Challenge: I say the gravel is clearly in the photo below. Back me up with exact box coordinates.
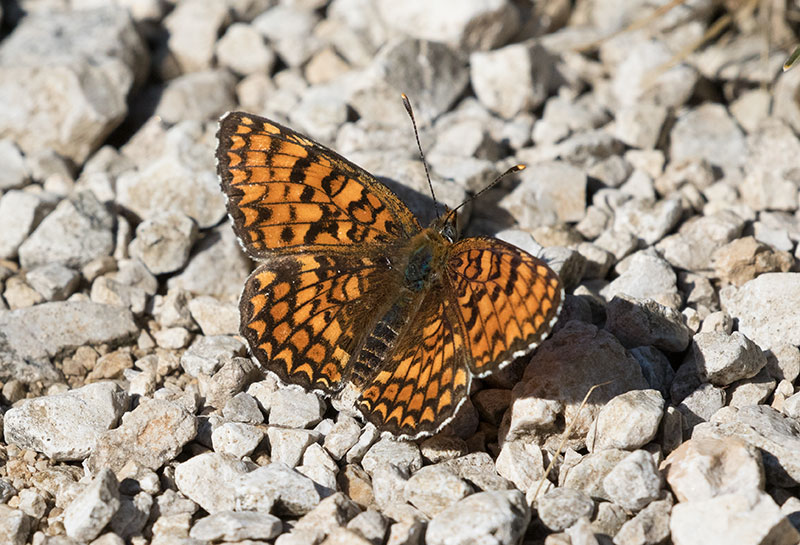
[0,2,798,543]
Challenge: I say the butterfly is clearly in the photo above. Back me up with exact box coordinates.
[216,111,563,439]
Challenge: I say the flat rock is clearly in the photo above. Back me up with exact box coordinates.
[0,190,56,260]
[63,469,121,542]
[376,0,519,51]
[0,301,137,384]
[501,321,649,451]
[605,295,691,352]
[128,211,198,275]
[86,398,197,475]
[404,465,473,518]
[167,223,251,300]
[18,191,115,270]
[602,450,662,511]
[692,331,767,386]
[235,463,321,516]
[720,273,800,350]
[4,382,129,461]
[670,490,799,545]
[586,389,664,452]
[0,7,146,163]
[663,436,764,503]
[535,487,594,532]
[189,511,282,542]
[174,452,253,514]
[426,490,530,545]
[693,405,800,488]
[470,42,556,119]
[116,121,226,228]
[498,160,587,227]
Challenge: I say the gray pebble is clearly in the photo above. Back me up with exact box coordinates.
[426,490,530,545]
[4,382,128,461]
[189,510,282,541]
[63,469,120,542]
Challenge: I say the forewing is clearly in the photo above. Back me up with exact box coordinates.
[241,251,398,394]
[446,237,563,377]
[217,112,421,258]
[357,291,471,439]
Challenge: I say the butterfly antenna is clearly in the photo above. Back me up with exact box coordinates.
[452,164,526,215]
[402,94,440,219]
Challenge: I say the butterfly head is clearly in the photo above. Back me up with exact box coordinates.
[430,207,458,243]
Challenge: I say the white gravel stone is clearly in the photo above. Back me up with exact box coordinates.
[677,382,725,433]
[25,263,80,301]
[663,436,764,503]
[167,223,251,300]
[600,253,681,310]
[670,490,799,545]
[211,422,265,459]
[470,42,556,119]
[110,490,153,539]
[561,449,629,501]
[0,8,144,164]
[361,436,423,476]
[426,490,530,545]
[602,450,662,511]
[215,22,274,76]
[268,388,326,429]
[494,439,546,493]
[0,504,30,545]
[0,301,137,385]
[605,295,690,351]
[18,191,115,270]
[670,102,746,173]
[720,273,800,350]
[63,469,121,542]
[614,495,672,545]
[181,335,246,378]
[0,139,28,190]
[502,322,648,451]
[163,0,228,73]
[128,211,198,275]
[86,398,197,475]
[223,392,264,424]
[189,511,282,541]
[175,452,253,514]
[693,405,800,488]
[4,382,128,461]
[116,122,227,229]
[324,414,363,461]
[535,487,595,532]
[187,296,239,336]
[498,160,587,227]
[253,5,320,68]
[0,190,56,260]
[235,463,321,516]
[586,389,664,452]
[376,0,518,51]
[267,427,319,468]
[404,465,473,518]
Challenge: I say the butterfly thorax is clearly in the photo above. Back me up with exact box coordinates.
[403,229,450,291]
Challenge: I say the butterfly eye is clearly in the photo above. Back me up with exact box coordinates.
[441,222,456,243]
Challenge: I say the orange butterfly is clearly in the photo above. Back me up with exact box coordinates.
[217,111,563,439]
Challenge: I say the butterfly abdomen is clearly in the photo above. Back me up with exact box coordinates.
[350,297,413,387]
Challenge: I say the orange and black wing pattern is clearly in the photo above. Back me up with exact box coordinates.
[357,290,471,438]
[445,238,563,377]
[216,112,421,259]
[240,252,399,394]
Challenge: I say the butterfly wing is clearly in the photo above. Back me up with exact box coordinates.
[445,237,563,377]
[241,252,402,394]
[217,111,422,259]
[356,290,471,439]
